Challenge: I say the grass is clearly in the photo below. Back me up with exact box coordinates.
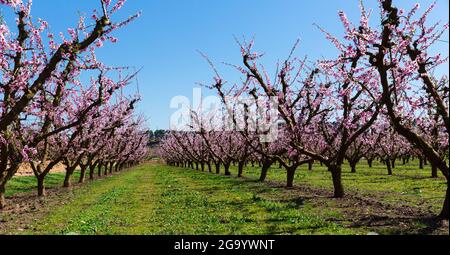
[2,160,447,235]
[233,160,447,214]
[6,172,81,197]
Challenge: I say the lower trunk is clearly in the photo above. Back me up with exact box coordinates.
[201,162,205,172]
[286,167,296,188]
[207,162,212,173]
[330,166,344,198]
[386,159,393,175]
[238,161,245,177]
[109,163,114,174]
[0,182,6,209]
[37,176,46,197]
[367,159,373,168]
[350,162,357,173]
[79,165,87,183]
[391,158,396,169]
[431,165,438,178]
[89,167,95,180]
[308,161,313,171]
[63,170,73,188]
[215,163,220,174]
[259,161,272,182]
[419,158,424,169]
[439,183,449,219]
[224,163,231,176]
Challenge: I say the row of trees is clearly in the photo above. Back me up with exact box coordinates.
[0,0,148,208]
[160,0,449,219]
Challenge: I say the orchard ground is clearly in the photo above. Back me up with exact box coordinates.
[0,161,448,235]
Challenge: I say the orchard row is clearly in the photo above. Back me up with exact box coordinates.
[160,0,449,219]
[0,0,147,208]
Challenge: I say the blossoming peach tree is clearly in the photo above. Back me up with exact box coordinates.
[0,0,147,208]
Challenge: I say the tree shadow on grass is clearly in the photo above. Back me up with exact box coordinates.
[348,214,449,235]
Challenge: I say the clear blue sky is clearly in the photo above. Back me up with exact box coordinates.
[2,0,449,130]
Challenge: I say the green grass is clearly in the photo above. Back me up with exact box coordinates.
[233,160,447,214]
[7,172,81,197]
[3,160,447,235]
[16,164,360,235]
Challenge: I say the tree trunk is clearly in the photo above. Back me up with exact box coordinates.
[367,159,373,168]
[330,166,344,198]
[215,163,220,174]
[207,162,212,173]
[0,182,6,209]
[259,161,272,182]
[386,159,393,175]
[109,162,114,174]
[89,166,95,180]
[37,176,46,197]
[224,163,231,176]
[79,165,87,183]
[238,161,245,177]
[308,161,313,171]
[201,162,205,172]
[419,157,424,169]
[286,167,296,188]
[439,183,449,219]
[350,161,357,173]
[391,158,396,169]
[431,165,438,178]
[63,169,73,188]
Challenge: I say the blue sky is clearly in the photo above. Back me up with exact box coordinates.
[2,0,449,130]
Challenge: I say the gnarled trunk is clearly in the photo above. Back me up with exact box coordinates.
[349,161,357,173]
[37,176,46,197]
[259,160,272,182]
[238,161,245,177]
[286,167,296,188]
[0,182,6,209]
[308,160,313,171]
[386,159,393,175]
[79,165,87,183]
[224,162,231,176]
[367,158,373,168]
[215,163,220,174]
[330,165,344,198]
[431,165,438,178]
[64,163,79,188]
[440,183,449,219]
